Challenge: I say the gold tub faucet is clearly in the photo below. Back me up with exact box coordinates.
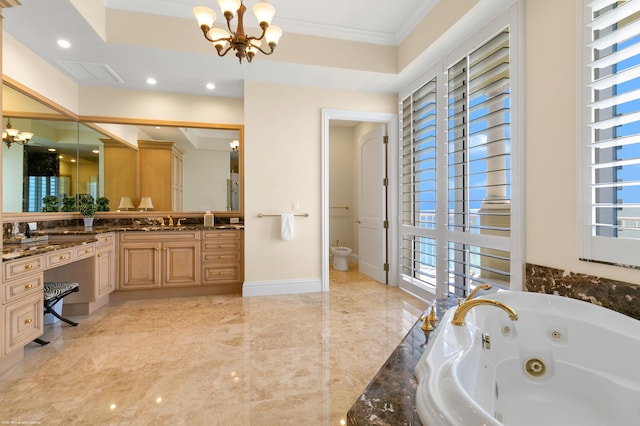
[465,283,492,301]
[451,298,518,326]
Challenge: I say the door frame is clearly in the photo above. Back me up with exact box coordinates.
[321,109,398,292]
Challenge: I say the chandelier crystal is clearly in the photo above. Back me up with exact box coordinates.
[194,0,283,63]
[2,118,34,148]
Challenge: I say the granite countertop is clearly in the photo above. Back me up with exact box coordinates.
[347,298,457,426]
[2,237,97,261]
[2,224,244,261]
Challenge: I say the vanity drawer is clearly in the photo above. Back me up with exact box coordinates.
[3,273,44,305]
[75,244,96,260]
[120,231,200,243]
[96,233,115,246]
[202,263,241,285]
[45,248,75,268]
[201,230,242,252]
[4,292,43,356]
[202,251,241,262]
[3,255,44,282]
[202,230,242,242]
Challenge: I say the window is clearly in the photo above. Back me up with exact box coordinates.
[581,0,640,267]
[400,18,519,298]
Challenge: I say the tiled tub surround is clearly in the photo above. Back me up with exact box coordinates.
[525,263,640,320]
[347,298,457,425]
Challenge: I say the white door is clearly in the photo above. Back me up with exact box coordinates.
[359,125,387,283]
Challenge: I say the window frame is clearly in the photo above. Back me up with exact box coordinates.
[398,5,524,298]
[579,0,640,268]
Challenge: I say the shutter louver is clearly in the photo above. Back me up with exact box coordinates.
[585,0,640,260]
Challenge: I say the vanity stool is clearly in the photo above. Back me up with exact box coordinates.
[33,281,80,346]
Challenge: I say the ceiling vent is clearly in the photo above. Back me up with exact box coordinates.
[55,60,124,84]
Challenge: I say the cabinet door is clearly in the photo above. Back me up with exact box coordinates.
[4,293,43,356]
[119,242,161,290]
[95,245,115,297]
[163,241,199,287]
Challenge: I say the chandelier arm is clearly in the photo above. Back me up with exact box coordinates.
[201,26,232,46]
[246,25,268,43]
[251,43,276,56]
[216,44,235,57]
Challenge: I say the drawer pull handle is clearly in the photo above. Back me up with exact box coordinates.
[85,249,91,254]
[25,284,33,289]
[25,264,33,270]
[60,255,67,260]
[25,319,33,325]
[97,254,102,258]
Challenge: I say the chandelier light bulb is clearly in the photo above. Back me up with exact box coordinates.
[193,6,216,28]
[217,0,241,17]
[265,25,283,46]
[252,2,275,26]
[209,27,231,48]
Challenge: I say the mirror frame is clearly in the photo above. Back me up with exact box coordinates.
[2,77,244,221]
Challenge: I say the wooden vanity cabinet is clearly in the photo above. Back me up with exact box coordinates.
[119,231,200,290]
[201,230,243,285]
[2,255,44,356]
[95,233,116,298]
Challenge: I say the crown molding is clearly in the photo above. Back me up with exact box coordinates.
[0,0,21,8]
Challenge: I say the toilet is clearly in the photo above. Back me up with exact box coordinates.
[331,247,352,271]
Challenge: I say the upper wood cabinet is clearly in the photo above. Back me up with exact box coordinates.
[138,140,184,211]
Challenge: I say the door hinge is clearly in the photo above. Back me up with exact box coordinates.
[384,263,389,272]
[383,177,389,186]
[383,135,389,144]
[383,220,389,229]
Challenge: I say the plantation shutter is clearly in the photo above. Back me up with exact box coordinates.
[400,78,438,288]
[583,0,640,266]
[447,29,512,297]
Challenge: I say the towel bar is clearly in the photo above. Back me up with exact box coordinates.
[257,213,309,218]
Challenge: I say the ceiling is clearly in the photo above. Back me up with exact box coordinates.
[2,0,439,99]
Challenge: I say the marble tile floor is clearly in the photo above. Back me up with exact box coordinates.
[0,266,427,425]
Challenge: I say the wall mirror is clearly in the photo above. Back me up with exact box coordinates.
[2,81,243,215]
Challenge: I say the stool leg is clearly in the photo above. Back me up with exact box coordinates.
[44,301,78,327]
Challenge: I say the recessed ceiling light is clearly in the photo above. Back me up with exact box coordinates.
[146,77,157,85]
[71,158,76,163]
[92,149,99,154]
[206,83,215,90]
[57,39,71,49]
[48,148,57,152]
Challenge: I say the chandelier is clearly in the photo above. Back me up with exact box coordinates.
[2,118,34,148]
[194,0,283,63]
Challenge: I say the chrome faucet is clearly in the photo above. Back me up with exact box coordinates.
[176,218,187,226]
[167,215,173,226]
[451,298,518,326]
[156,217,165,226]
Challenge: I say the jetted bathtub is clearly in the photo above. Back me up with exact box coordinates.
[414,291,640,426]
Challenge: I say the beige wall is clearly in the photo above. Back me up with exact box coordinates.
[525,0,640,285]
[329,126,355,252]
[243,81,396,283]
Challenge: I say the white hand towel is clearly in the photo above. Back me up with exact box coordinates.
[281,213,294,241]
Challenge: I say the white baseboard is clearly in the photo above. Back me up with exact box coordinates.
[242,278,323,297]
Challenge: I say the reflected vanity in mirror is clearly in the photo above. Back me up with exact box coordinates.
[2,80,243,216]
